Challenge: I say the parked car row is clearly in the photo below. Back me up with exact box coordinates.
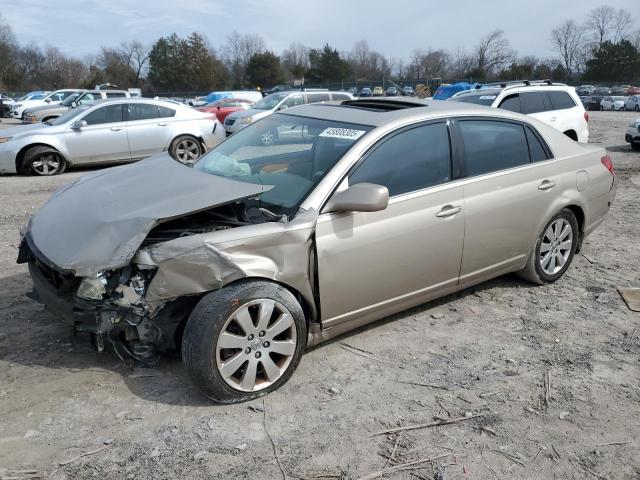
[0,99,225,175]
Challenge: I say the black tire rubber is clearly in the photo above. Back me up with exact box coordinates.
[182,280,307,404]
[21,146,66,176]
[636,105,639,112]
[169,135,203,164]
[517,208,579,285]
[632,143,640,151]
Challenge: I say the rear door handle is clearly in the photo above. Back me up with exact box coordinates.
[549,117,557,122]
[538,180,556,191]
[110,127,123,131]
[157,122,168,126]
[436,205,462,218]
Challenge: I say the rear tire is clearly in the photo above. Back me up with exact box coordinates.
[21,146,66,176]
[169,135,203,165]
[517,209,579,284]
[182,280,307,403]
[632,143,640,151]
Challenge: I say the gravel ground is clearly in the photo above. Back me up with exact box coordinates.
[0,112,639,480]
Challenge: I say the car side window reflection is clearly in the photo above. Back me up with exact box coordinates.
[82,104,124,125]
[127,103,159,121]
[349,122,452,197]
[459,120,530,176]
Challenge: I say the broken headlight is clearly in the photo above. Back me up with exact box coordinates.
[76,273,108,300]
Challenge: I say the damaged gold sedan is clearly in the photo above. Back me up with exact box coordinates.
[18,98,615,402]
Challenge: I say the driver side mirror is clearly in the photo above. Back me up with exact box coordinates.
[324,183,389,214]
[71,120,88,130]
[278,104,288,111]
[71,100,78,108]
[45,98,51,103]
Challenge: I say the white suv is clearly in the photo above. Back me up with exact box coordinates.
[11,89,79,119]
[450,81,589,143]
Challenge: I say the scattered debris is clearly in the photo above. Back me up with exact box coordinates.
[618,287,640,311]
[558,411,570,420]
[357,453,451,480]
[339,342,399,365]
[431,312,445,319]
[398,381,452,391]
[59,445,110,466]
[372,415,483,436]
[543,371,551,410]
[596,441,631,447]
[248,404,265,413]
[193,450,209,461]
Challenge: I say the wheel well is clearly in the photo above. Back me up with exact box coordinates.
[563,130,578,141]
[15,143,64,174]
[172,277,317,350]
[565,204,585,252]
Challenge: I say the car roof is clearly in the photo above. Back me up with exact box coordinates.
[278,98,524,127]
[89,98,183,108]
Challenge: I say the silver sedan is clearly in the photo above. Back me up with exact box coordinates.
[0,99,225,175]
[20,98,615,402]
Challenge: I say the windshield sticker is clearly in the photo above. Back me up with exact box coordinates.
[319,127,367,140]
[479,95,497,100]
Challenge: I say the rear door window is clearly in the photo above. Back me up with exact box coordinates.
[459,120,530,176]
[157,106,176,118]
[82,104,125,125]
[547,91,576,109]
[281,95,304,108]
[127,103,159,121]
[349,122,452,196]
[306,93,331,103]
[498,94,521,113]
[520,92,548,114]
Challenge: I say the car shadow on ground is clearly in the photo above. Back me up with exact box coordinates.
[606,144,639,153]
[1,271,537,407]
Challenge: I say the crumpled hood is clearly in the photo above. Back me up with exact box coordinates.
[28,155,268,276]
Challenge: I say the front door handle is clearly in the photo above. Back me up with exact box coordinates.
[538,180,556,191]
[110,127,123,131]
[157,122,168,126]
[436,205,462,218]
[549,117,557,122]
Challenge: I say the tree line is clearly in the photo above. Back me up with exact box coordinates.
[1,5,639,94]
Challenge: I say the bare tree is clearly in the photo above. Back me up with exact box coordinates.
[449,47,475,79]
[551,20,584,80]
[587,5,615,45]
[612,9,634,43]
[473,30,514,74]
[408,48,449,80]
[347,40,391,80]
[282,41,309,80]
[223,31,265,87]
[0,14,17,88]
[120,41,149,85]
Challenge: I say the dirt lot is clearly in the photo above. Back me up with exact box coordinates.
[0,112,639,480]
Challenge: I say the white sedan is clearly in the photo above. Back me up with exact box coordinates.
[600,96,626,111]
[626,118,640,151]
[624,95,640,112]
[0,98,225,175]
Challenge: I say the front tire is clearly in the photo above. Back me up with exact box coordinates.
[182,280,307,403]
[22,146,66,176]
[632,143,640,151]
[169,135,203,165]
[517,209,579,284]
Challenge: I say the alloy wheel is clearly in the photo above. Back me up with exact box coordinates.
[215,299,297,392]
[175,138,201,164]
[31,154,61,176]
[539,218,573,275]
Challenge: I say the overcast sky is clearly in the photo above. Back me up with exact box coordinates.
[2,0,637,61]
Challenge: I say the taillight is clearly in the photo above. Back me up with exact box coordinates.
[601,155,614,175]
[584,111,589,122]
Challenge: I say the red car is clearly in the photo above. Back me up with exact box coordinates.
[197,98,254,123]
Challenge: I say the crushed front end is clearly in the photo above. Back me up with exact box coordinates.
[18,233,191,364]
